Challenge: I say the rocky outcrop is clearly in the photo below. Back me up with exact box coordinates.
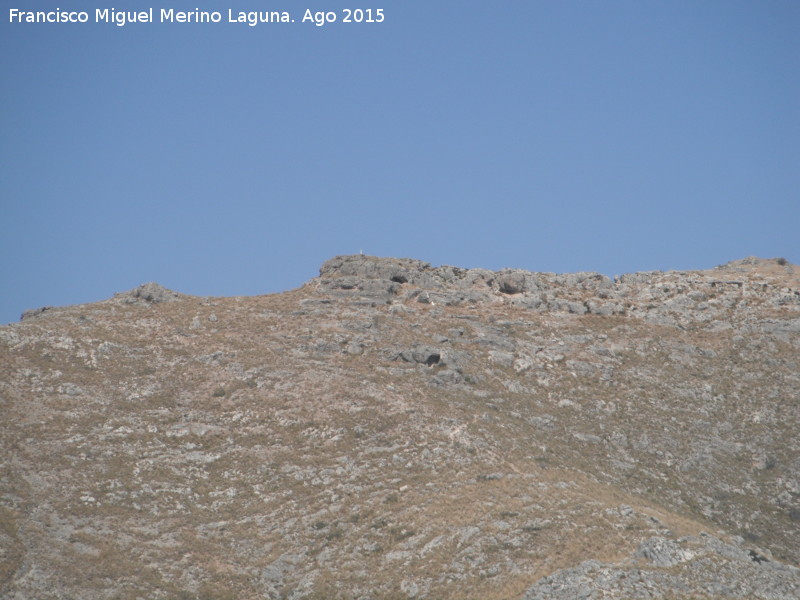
[18,283,184,321]
[19,306,55,321]
[524,534,800,599]
[316,254,800,328]
[112,282,184,305]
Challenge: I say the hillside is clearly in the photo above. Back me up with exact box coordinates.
[1,255,799,599]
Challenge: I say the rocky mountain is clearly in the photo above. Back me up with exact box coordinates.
[1,255,799,599]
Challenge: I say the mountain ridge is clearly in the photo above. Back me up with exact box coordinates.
[2,255,798,599]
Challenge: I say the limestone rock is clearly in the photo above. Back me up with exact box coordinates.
[115,282,182,304]
[523,535,800,600]
[2,254,798,600]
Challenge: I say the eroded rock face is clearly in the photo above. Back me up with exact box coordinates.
[1,255,799,599]
[316,254,800,328]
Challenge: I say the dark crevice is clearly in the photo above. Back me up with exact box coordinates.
[425,353,441,366]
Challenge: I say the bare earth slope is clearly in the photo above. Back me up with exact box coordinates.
[1,255,798,599]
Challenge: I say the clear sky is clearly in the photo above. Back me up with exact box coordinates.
[2,1,798,324]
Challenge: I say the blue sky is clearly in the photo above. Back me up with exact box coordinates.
[2,1,798,323]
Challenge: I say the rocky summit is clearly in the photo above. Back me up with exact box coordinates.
[1,255,799,599]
